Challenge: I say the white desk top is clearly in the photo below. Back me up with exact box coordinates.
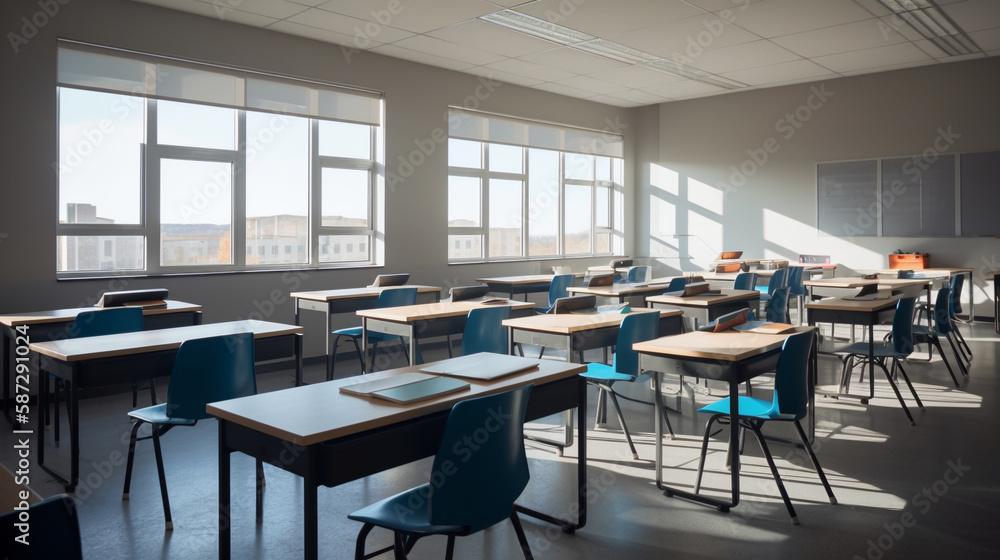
[502,308,681,334]
[645,289,760,308]
[0,301,202,328]
[633,330,798,362]
[290,285,441,302]
[29,320,302,362]
[357,300,536,323]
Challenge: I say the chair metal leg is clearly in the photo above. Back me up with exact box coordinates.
[53,378,60,442]
[952,320,972,358]
[510,511,535,560]
[392,531,407,560]
[444,535,456,560]
[892,361,923,409]
[148,380,157,405]
[944,333,969,377]
[793,420,836,504]
[877,361,916,426]
[328,336,345,381]
[604,388,639,460]
[747,421,799,524]
[658,401,675,439]
[694,415,721,493]
[256,458,265,523]
[929,337,960,387]
[150,426,173,530]
[122,420,142,500]
[131,381,138,407]
[354,523,375,560]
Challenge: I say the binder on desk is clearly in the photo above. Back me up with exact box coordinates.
[420,353,538,381]
[370,376,470,404]
[339,371,436,397]
[733,321,797,334]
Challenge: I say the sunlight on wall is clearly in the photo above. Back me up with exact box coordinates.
[762,208,882,265]
[687,210,722,268]
[688,177,723,216]
[651,162,679,196]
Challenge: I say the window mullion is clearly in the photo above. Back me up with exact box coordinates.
[233,111,247,268]
[145,100,161,275]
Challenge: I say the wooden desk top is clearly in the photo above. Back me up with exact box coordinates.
[0,300,202,328]
[804,277,930,289]
[290,285,442,302]
[804,295,901,312]
[29,320,302,362]
[870,268,973,276]
[357,300,536,323]
[566,277,680,297]
[501,308,681,334]
[645,289,760,308]
[633,330,795,362]
[475,273,583,284]
[207,356,585,446]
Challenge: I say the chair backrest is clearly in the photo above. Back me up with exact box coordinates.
[165,332,256,421]
[0,494,82,560]
[377,286,418,308]
[70,306,144,339]
[949,274,964,315]
[767,267,790,291]
[584,273,614,287]
[449,285,490,302]
[610,258,633,269]
[733,272,757,291]
[769,330,815,420]
[370,273,409,287]
[462,306,510,355]
[931,286,953,334]
[552,295,597,314]
[890,297,917,354]
[625,266,649,283]
[548,274,574,305]
[766,287,790,323]
[428,384,532,533]
[666,277,689,292]
[611,312,661,375]
[787,266,805,296]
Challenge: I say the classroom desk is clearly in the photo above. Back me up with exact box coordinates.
[209,356,588,560]
[475,273,583,301]
[871,268,975,321]
[566,278,680,306]
[1,301,203,425]
[804,296,920,425]
[357,300,536,372]
[29,320,303,490]
[291,286,441,374]
[635,330,808,511]
[645,289,761,329]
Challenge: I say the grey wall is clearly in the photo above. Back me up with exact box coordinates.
[636,57,1000,316]
[0,0,637,358]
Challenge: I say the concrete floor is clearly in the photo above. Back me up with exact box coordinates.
[3,321,1000,559]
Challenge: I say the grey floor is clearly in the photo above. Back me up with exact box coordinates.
[4,320,1000,560]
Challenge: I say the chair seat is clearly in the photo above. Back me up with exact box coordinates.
[332,326,398,342]
[126,403,198,427]
[580,362,635,383]
[348,483,469,536]
[836,342,909,359]
[697,395,795,421]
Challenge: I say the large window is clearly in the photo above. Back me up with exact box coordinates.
[55,41,383,275]
[447,110,623,262]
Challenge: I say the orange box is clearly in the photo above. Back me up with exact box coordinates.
[888,253,928,270]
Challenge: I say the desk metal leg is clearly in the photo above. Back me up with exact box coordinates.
[304,464,318,560]
[326,306,334,378]
[3,331,11,425]
[361,318,369,374]
[294,334,304,387]
[219,422,231,560]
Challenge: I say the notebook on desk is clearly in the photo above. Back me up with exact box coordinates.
[370,376,470,404]
[420,353,539,381]
[339,371,436,397]
[664,282,721,298]
[733,321,797,334]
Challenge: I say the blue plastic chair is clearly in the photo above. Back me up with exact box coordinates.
[666,276,689,292]
[786,267,806,323]
[122,332,259,530]
[535,274,574,314]
[0,494,82,559]
[836,297,922,425]
[624,266,649,283]
[758,267,790,316]
[348,385,535,560]
[948,275,972,362]
[462,306,510,355]
[330,287,418,378]
[912,286,966,386]
[733,272,757,291]
[694,330,835,524]
[766,286,791,323]
[580,312,671,459]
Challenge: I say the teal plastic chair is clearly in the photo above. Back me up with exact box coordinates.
[758,268,790,316]
[836,297,922,425]
[665,277,689,292]
[911,286,965,386]
[122,332,259,530]
[580,312,672,459]
[624,266,649,283]
[694,330,835,524]
[766,287,791,323]
[733,272,757,291]
[536,274,574,314]
[348,385,534,560]
[329,287,419,378]
[947,275,972,362]
[0,494,82,560]
[786,267,806,323]
[462,306,510,355]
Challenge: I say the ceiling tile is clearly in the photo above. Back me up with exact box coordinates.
[553,74,631,95]
[606,88,671,105]
[368,44,476,72]
[466,66,545,87]
[611,13,762,59]
[513,0,705,36]
[771,18,908,58]
[813,42,932,73]
[839,59,936,76]
[519,47,628,74]
[196,0,307,19]
[482,58,576,82]
[427,20,558,57]
[385,35,506,66]
[136,0,279,26]
[641,80,725,99]
[586,64,686,88]
[285,8,413,44]
[719,58,833,86]
[942,0,1000,33]
[531,81,593,97]
[586,94,641,107]
[752,72,841,89]
[289,0,328,6]
[969,27,1000,52]
[315,0,499,33]
[729,0,872,38]
[686,39,800,74]
[265,20,362,47]
[685,0,766,11]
